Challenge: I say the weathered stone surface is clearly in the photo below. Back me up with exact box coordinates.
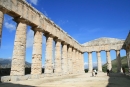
[1,76,11,82]
[31,30,43,75]
[75,50,78,73]
[10,22,27,76]
[126,49,130,73]
[0,11,4,46]
[81,53,85,73]
[1,0,129,80]
[72,49,76,73]
[88,52,93,72]
[106,51,112,71]
[116,50,122,72]
[82,37,124,47]
[30,75,41,79]
[1,75,32,82]
[62,44,68,74]
[44,36,53,74]
[97,51,102,72]
[78,52,81,73]
[54,40,62,74]
[82,37,125,52]
[68,46,72,74]
[0,0,83,52]
[76,51,81,73]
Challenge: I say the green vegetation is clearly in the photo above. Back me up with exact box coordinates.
[85,69,88,73]
[102,56,128,73]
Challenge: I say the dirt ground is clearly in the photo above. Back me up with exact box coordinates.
[0,73,130,87]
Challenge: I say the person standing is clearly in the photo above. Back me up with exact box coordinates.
[107,69,110,76]
[122,67,126,75]
[94,69,97,77]
[92,69,95,77]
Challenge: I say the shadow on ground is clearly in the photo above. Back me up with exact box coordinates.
[0,82,35,87]
[106,73,130,87]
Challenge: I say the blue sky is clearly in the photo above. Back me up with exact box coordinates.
[0,0,130,69]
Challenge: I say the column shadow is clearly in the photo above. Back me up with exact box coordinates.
[106,73,130,87]
[106,38,130,87]
[0,82,35,87]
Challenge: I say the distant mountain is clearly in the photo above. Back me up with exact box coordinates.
[0,58,31,68]
[102,56,128,72]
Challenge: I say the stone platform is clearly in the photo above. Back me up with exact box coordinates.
[1,73,130,87]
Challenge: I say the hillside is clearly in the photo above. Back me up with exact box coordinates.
[102,56,128,72]
[0,58,31,68]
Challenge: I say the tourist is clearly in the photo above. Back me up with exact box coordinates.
[122,67,126,75]
[94,69,97,76]
[92,69,95,77]
[107,69,110,76]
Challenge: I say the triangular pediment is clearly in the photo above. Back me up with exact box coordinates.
[82,37,125,46]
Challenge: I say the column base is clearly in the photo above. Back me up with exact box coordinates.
[1,75,31,82]
[88,71,92,73]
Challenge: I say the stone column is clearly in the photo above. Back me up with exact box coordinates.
[44,35,53,74]
[126,49,130,73]
[78,51,80,73]
[77,51,80,73]
[31,30,43,75]
[116,50,122,72]
[88,52,93,72]
[75,50,79,73]
[68,46,72,74]
[79,52,83,73]
[10,22,27,75]
[61,43,68,74]
[0,11,4,46]
[81,53,85,73]
[72,48,76,74]
[97,51,102,72]
[106,51,112,71]
[54,40,62,74]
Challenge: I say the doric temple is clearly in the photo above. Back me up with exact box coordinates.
[0,0,130,82]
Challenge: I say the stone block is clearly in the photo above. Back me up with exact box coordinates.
[40,74,45,78]
[11,76,18,82]
[1,76,11,82]
[17,75,31,81]
[31,75,40,79]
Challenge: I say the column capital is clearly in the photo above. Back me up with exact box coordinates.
[115,50,120,52]
[96,51,101,53]
[88,52,92,54]
[0,8,9,14]
[106,50,110,52]
[68,46,73,49]
[13,17,29,24]
[81,52,85,54]
[31,26,43,32]
[54,38,62,42]
[73,48,76,51]
[44,33,55,38]
[61,41,68,45]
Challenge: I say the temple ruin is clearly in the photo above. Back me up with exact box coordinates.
[0,0,130,82]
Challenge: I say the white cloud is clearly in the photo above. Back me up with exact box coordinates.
[4,22,16,31]
[29,0,38,5]
[43,11,48,17]
[26,29,34,48]
[58,20,69,26]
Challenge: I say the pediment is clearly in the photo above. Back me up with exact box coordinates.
[82,37,125,46]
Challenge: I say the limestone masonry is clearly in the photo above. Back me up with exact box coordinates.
[0,0,130,82]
